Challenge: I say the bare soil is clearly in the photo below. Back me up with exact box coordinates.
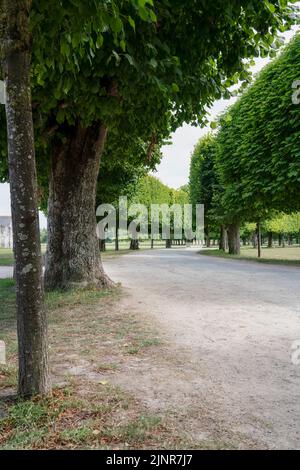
[104,248,300,449]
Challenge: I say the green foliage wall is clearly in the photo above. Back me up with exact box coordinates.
[215,34,300,223]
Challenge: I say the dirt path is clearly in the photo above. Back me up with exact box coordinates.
[0,267,13,279]
[103,248,300,449]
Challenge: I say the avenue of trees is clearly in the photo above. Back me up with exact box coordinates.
[189,33,300,257]
[0,1,297,397]
[97,174,189,250]
[131,175,189,249]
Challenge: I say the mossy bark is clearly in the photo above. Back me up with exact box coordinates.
[44,122,113,291]
[1,0,50,397]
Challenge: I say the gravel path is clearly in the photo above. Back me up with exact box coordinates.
[0,266,13,278]
[104,248,300,449]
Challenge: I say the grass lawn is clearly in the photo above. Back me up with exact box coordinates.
[200,246,300,266]
[0,279,197,450]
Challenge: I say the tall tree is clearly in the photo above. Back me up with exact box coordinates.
[0,1,296,289]
[215,33,300,254]
[189,134,218,247]
[0,0,50,397]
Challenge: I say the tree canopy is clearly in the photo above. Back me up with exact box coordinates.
[0,0,297,287]
[215,33,300,225]
[1,0,297,173]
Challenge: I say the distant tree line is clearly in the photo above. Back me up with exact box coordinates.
[98,174,189,251]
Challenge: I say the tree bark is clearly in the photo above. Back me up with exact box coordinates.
[165,239,172,249]
[219,225,227,251]
[1,0,50,397]
[257,222,261,258]
[267,231,273,248]
[205,228,211,248]
[130,239,139,250]
[115,227,119,251]
[44,122,113,290]
[227,223,240,255]
[129,221,139,250]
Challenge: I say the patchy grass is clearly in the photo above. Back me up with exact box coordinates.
[0,278,197,450]
[0,384,189,450]
[0,279,17,378]
[46,287,115,311]
[199,246,300,266]
[0,365,18,391]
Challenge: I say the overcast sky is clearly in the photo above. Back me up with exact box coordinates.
[0,26,298,228]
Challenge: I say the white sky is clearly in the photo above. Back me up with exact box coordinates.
[0,26,298,229]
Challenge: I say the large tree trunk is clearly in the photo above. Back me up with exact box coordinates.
[166,239,172,249]
[44,122,112,290]
[227,223,240,255]
[2,0,50,397]
[219,225,227,251]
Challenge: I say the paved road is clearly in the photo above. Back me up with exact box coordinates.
[104,248,300,449]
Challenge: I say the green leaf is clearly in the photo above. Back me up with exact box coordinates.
[149,58,158,68]
[120,39,126,52]
[172,83,179,93]
[96,35,104,49]
[265,1,276,13]
[128,16,135,31]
